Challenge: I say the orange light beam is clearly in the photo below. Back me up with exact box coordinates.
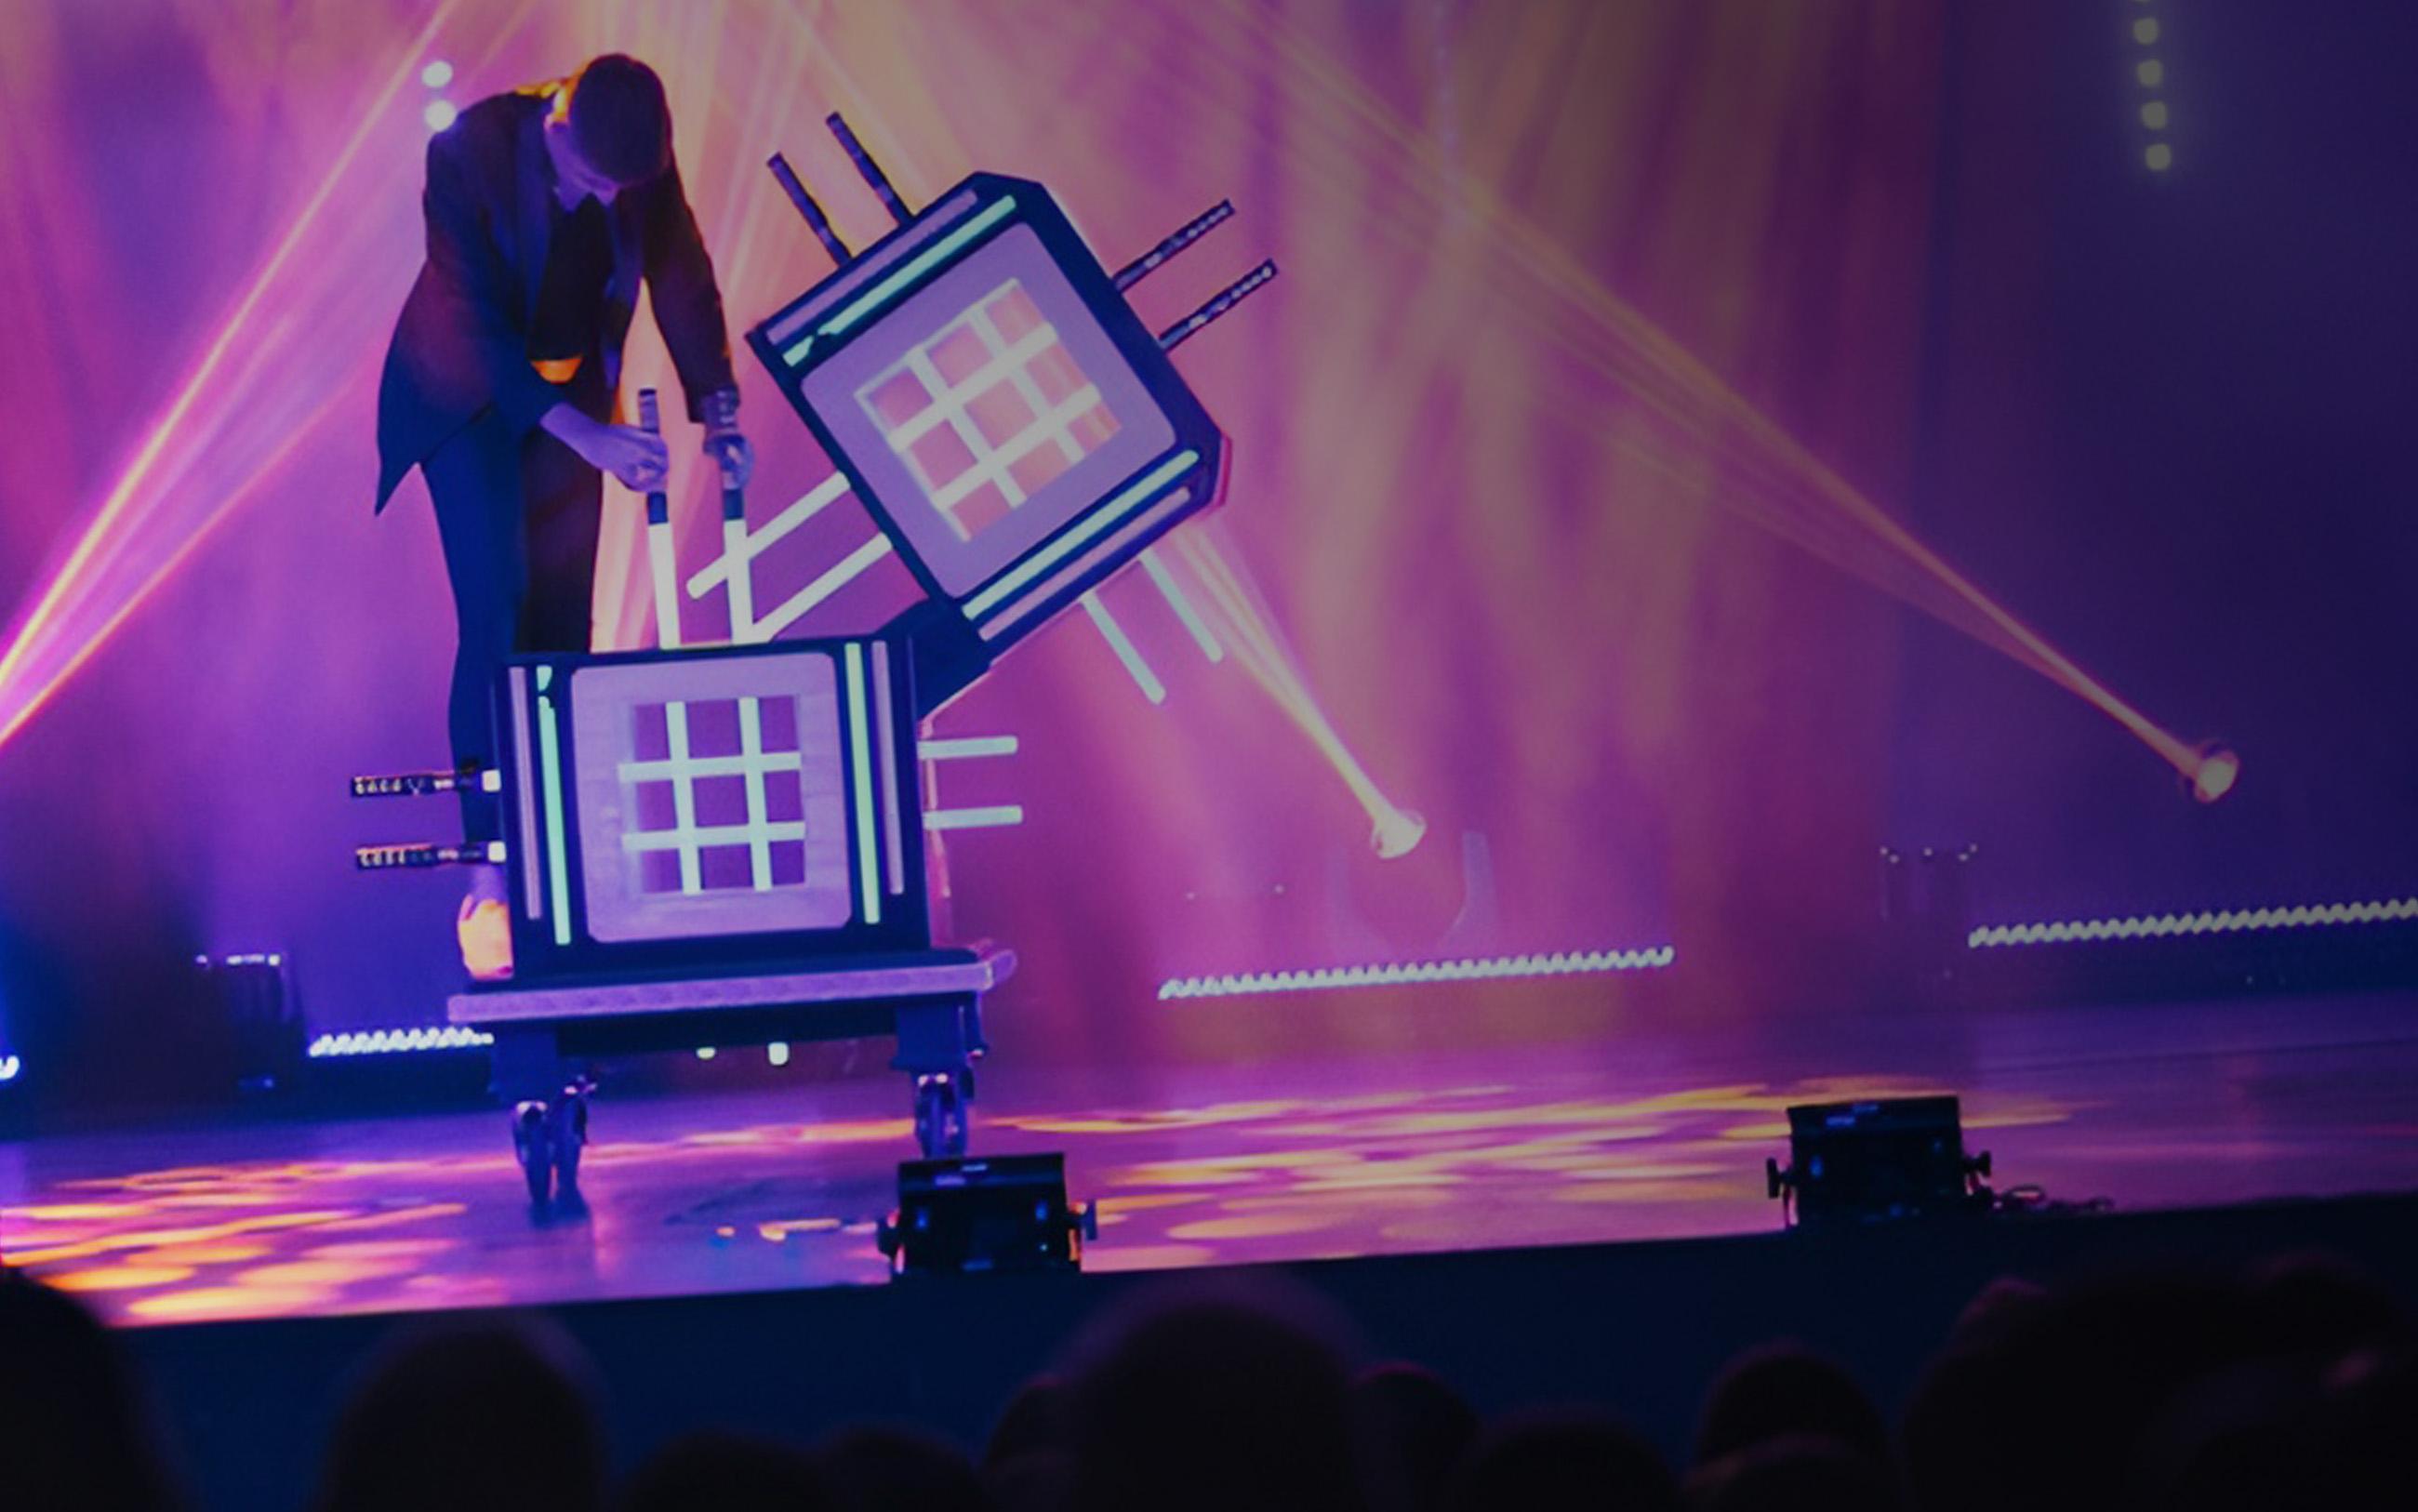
[1174,528,1425,857]
[1214,0,2208,779]
[0,381,352,751]
[0,0,465,701]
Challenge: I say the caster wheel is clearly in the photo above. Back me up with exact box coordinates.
[512,1101,552,1205]
[912,1074,969,1161]
[548,1089,590,1199]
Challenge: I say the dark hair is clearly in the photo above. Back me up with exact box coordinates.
[621,1432,831,1512]
[0,1270,182,1511]
[311,1319,604,1512]
[1061,1288,1365,1512]
[1447,1406,1677,1512]
[568,55,671,186]
[1694,1342,1889,1468]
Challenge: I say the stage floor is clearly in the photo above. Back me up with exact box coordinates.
[5,988,2416,1325]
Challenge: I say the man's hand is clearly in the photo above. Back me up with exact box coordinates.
[700,386,754,489]
[586,424,671,492]
[704,431,755,489]
[541,404,669,491]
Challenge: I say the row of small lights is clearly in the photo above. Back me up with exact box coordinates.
[1156,947,1678,1001]
[279,894,2418,1049]
[1969,897,2418,948]
[423,60,458,133]
[306,1029,798,1064]
[306,1025,494,1058]
[2132,0,2172,172]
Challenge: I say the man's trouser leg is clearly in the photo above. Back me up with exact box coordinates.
[426,408,527,847]
[424,394,604,844]
[517,416,605,655]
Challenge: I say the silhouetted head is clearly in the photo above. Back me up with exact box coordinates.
[1946,1275,2050,1353]
[1695,1343,1888,1468]
[2242,1252,2408,1365]
[1352,1362,1480,1512]
[815,1424,986,1512]
[1063,1287,1364,1512]
[1901,1345,2011,1512]
[1694,1433,1902,1512]
[0,1271,180,1512]
[312,1318,604,1512]
[2125,1364,2329,1512]
[983,1374,1071,1471]
[1447,1406,1677,1512]
[2323,1347,2418,1512]
[1903,1270,2256,1512]
[621,1431,830,1512]
[981,1376,1074,1512]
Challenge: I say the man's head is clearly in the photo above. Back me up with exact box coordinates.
[553,54,671,200]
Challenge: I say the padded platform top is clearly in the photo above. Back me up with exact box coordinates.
[447,948,1015,1027]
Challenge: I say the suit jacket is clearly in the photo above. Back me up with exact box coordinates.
[373,87,736,511]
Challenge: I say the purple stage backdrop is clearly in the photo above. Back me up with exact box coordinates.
[1,0,2411,1090]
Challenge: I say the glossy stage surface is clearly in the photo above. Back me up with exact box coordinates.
[5,988,2415,1325]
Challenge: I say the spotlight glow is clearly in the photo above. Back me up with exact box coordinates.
[2142,101,2170,130]
[2189,745,2239,803]
[1159,945,1675,1001]
[423,99,458,132]
[2145,142,2173,172]
[1968,897,2418,948]
[1175,530,1426,859]
[2137,59,2165,88]
[0,1054,21,1082]
[1373,807,1428,860]
[420,60,454,88]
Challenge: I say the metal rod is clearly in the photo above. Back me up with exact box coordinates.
[825,112,911,225]
[1156,259,1279,353]
[722,513,754,642]
[352,769,497,799]
[767,153,852,264]
[355,842,501,870]
[637,389,683,650]
[1113,200,1234,291]
[636,389,668,525]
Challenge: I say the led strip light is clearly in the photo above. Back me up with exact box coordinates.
[1968,897,2418,948]
[1158,946,1676,1001]
[306,1026,494,1058]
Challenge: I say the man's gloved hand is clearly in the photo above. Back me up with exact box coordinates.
[701,386,754,489]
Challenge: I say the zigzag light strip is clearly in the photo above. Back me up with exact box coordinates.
[1968,897,2418,948]
[1158,946,1675,1001]
[306,1026,496,1058]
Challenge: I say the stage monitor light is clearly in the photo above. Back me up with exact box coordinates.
[750,174,1229,714]
[878,1153,1096,1277]
[194,953,302,1094]
[1765,1095,1993,1230]
[491,637,928,983]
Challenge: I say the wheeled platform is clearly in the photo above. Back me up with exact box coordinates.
[447,947,1014,1206]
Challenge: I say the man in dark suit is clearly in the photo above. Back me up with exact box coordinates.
[374,54,752,972]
